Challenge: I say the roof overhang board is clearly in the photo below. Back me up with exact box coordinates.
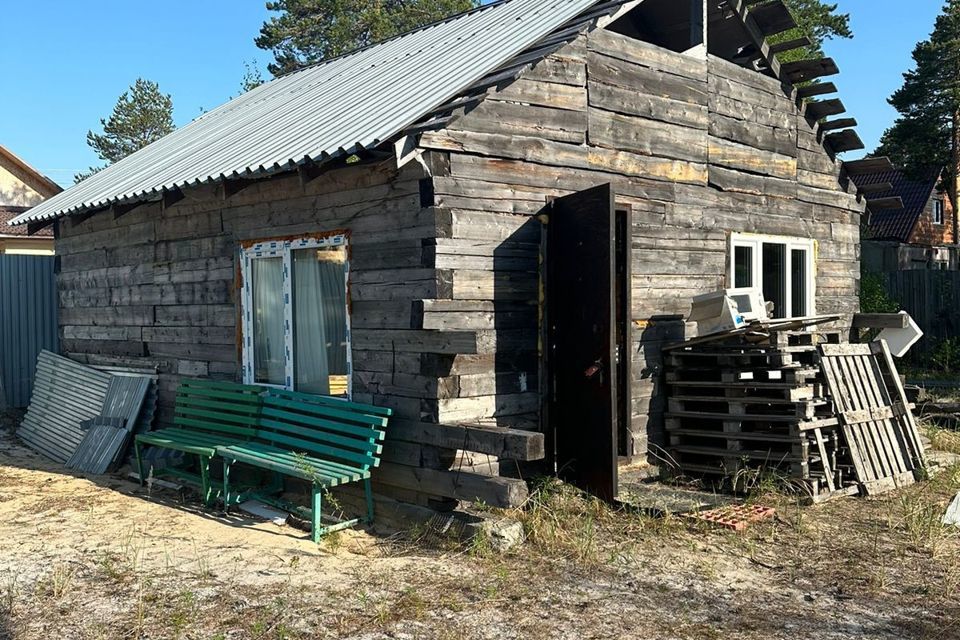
[867,196,905,210]
[768,36,811,55]
[819,118,858,133]
[805,99,846,120]
[781,58,839,84]
[746,1,797,36]
[797,82,838,100]
[857,182,894,195]
[843,157,896,177]
[825,130,865,153]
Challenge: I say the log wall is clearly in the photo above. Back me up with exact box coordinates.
[417,28,863,459]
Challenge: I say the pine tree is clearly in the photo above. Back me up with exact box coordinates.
[75,79,175,183]
[877,0,960,221]
[255,0,479,77]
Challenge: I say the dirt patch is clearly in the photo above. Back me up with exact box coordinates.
[0,428,959,639]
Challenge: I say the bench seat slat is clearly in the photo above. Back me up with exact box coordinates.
[219,444,365,481]
[218,444,367,485]
[137,429,244,456]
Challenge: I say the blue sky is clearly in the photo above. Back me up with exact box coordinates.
[0,1,947,185]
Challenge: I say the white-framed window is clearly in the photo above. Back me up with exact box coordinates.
[730,233,815,319]
[240,234,351,398]
[934,199,945,225]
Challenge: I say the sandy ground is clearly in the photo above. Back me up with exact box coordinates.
[1,426,960,640]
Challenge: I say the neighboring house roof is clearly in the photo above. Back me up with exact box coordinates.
[852,167,942,243]
[0,145,62,201]
[0,207,53,237]
[12,0,630,226]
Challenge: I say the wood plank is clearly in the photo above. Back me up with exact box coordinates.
[388,419,544,460]
[372,462,528,508]
[852,313,909,330]
[796,82,837,99]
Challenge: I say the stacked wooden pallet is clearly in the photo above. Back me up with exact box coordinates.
[665,327,929,501]
[664,328,858,502]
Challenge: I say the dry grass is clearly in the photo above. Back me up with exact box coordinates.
[2,424,960,639]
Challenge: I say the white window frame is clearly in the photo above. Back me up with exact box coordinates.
[729,233,816,319]
[933,199,945,225]
[240,233,351,397]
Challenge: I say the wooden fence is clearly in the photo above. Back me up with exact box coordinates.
[0,255,58,408]
[880,270,960,361]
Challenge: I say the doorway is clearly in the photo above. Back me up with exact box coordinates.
[542,184,632,502]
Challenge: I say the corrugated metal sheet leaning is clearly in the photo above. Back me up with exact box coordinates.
[19,351,158,471]
[19,351,111,463]
[10,0,613,226]
[65,376,153,474]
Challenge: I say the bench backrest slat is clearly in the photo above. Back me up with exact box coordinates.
[267,388,393,418]
[174,379,263,439]
[257,389,389,471]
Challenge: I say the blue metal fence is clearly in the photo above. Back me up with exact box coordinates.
[0,255,58,408]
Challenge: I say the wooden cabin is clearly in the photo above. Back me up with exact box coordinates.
[12,0,869,509]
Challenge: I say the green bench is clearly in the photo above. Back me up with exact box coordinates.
[219,388,390,542]
[133,379,263,505]
[134,380,391,542]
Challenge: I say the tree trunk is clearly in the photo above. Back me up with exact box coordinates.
[952,108,960,245]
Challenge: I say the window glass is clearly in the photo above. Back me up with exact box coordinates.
[734,245,753,288]
[791,248,808,317]
[762,243,787,319]
[934,200,944,225]
[251,257,286,385]
[292,246,348,397]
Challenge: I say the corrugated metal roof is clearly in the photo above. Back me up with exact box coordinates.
[11,0,607,226]
[852,167,941,242]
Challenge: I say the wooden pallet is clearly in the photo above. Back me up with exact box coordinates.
[818,341,927,495]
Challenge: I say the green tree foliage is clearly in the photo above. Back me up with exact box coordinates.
[240,60,266,93]
[76,79,175,183]
[770,0,853,64]
[860,271,900,314]
[255,0,479,77]
[876,0,960,213]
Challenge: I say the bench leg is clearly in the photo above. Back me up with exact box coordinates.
[364,477,374,525]
[199,455,213,506]
[222,459,232,514]
[311,483,323,544]
[134,441,145,486]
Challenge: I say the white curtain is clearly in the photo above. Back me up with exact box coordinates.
[252,257,285,385]
[293,248,341,395]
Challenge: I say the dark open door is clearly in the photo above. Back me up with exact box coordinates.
[543,184,621,502]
